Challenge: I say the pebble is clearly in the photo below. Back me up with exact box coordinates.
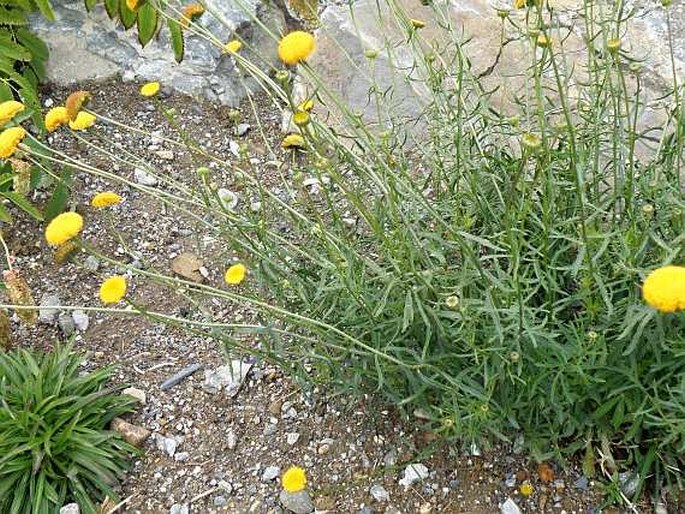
[58,312,75,337]
[134,168,159,186]
[83,255,100,272]
[122,387,146,404]
[214,496,227,507]
[155,434,179,457]
[174,451,189,462]
[573,476,589,490]
[169,504,189,514]
[227,429,238,450]
[262,465,280,482]
[286,432,300,446]
[369,484,389,502]
[38,293,61,324]
[655,503,668,514]
[504,474,516,488]
[218,480,233,494]
[236,123,251,136]
[500,498,522,514]
[279,490,314,514]
[72,310,90,331]
[202,360,252,395]
[418,503,433,514]
[111,418,151,447]
[155,150,175,160]
[60,504,80,514]
[160,363,202,390]
[398,463,429,488]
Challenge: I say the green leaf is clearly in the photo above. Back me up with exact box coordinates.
[104,0,117,18]
[136,2,158,47]
[0,201,13,223]
[118,0,137,29]
[84,0,98,11]
[0,6,28,25]
[42,169,71,223]
[32,0,55,20]
[16,28,49,62]
[0,191,43,221]
[0,41,31,63]
[0,81,13,102]
[167,17,184,62]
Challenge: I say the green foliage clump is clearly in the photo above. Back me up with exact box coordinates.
[0,345,137,514]
[0,0,52,126]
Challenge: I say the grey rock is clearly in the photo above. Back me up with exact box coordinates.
[160,363,203,390]
[38,293,61,324]
[72,310,90,331]
[279,490,314,514]
[60,504,80,514]
[169,505,189,514]
[398,463,429,488]
[122,387,146,404]
[370,484,389,502]
[58,312,75,337]
[504,474,516,488]
[236,123,251,136]
[383,449,397,467]
[226,429,238,450]
[573,476,589,491]
[500,498,521,514]
[261,465,280,482]
[218,480,233,494]
[214,496,227,507]
[83,255,100,272]
[619,471,640,497]
[202,360,253,395]
[359,507,374,514]
[286,432,300,446]
[134,168,159,186]
[174,451,190,462]
[155,434,179,457]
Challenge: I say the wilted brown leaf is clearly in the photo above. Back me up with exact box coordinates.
[537,462,555,483]
[54,240,78,264]
[65,90,91,120]
[171,252,204,282]
[9,159,31,195]
[2,269,37,326]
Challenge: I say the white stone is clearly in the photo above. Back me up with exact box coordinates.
[370,484,389,502]
[202,360,253,395]
[398,463,429,488]
[72,310,90,331]
[134,168,159,186]
[60,504,80,514]
[122,387,146,404]
[500,498,522,514]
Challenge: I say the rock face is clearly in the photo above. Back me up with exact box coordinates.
[30,0,285,105]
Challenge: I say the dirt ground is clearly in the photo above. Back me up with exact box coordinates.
[1,78,668,514]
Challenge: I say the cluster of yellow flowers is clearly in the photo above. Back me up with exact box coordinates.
[642,266,685,313]
[0,100,27,159]
[45,91,96,133]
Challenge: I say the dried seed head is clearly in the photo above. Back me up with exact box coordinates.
[2,269,37,326]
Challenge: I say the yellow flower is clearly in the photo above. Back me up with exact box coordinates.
[0,127,26,159]
[519,482,534,497]
[45,212,84,246]
[45,106,70,132]
[445,295,459,309]
[91,191,123,208]
[68,111,96,131]
[282,133,305,149]
[224,40,242,54]
[224,263,247,285]
[281,466,307,493]
[298,98,314,112]
[521,132,541,151]
[180,3,205,28]
[410,18,426,29]
[0,100,25,126]
[140,82,161,97]
[642,265,685,313]
[607,37,620,53]
[536,34,551,48]
[99,276,127,304]
[126,0,142,10]
[278,31,315,66]
[293,111,310,126]
[514,0,526,8]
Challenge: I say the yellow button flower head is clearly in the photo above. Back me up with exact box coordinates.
[140,82,161,97]
[69,111,96,131]
[410,18,426,29]
[281,466,307,493]
[126,0,142,10]
[91,191,123,208]
[278,31,315,66]
[180,3,205,28]
[45,212,84,246]
[292,111,310,126]
[99,276,127,304]
[282,133,305,149]
[0,100,25,126]
[224,263,247,285]
[607,37,620,53]
[45,106,70,132]
[224,40,242,54]
[519,482,534,497]
[642,265,685,313]
[536,34,551,48]
[298,98,314,112]
[0,127,26,159]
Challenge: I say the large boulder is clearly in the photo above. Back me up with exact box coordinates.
[30,0,285,105]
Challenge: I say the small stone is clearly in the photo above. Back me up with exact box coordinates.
[174,451,190,462]
[227,429,238,450]
[286,432,300,446]
[58,312,75,337]
[619,471,640,497]
[122,387,146,404]
[262,465,280,482]
[418,503,432,514]
[134,168,159,186]
[155,434,179,457]
[573,476,588,490]
[279,490,314,514]
[202,360,252,395]
[111,418,151,447]
[160,363,202,390]
[383,449,397,467]
[504,474,516,488]
[60,504,80,514]
[218,480,233,494]
[370,484,389,502]
[72,310,89,331]
[38,293,61,324]
[214,496,227,507]
[655,503,668,514]
[236,123,251,136]
[169,504,189,514]
[83,255,100,272]
[398,463,429,488]
[268,399,282,415]
[155,150,175,160]
[122,70,135,82]
[359,507,374,514]
[500,498,522,514]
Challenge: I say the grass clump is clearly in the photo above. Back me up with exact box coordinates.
[0,344,137,514]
